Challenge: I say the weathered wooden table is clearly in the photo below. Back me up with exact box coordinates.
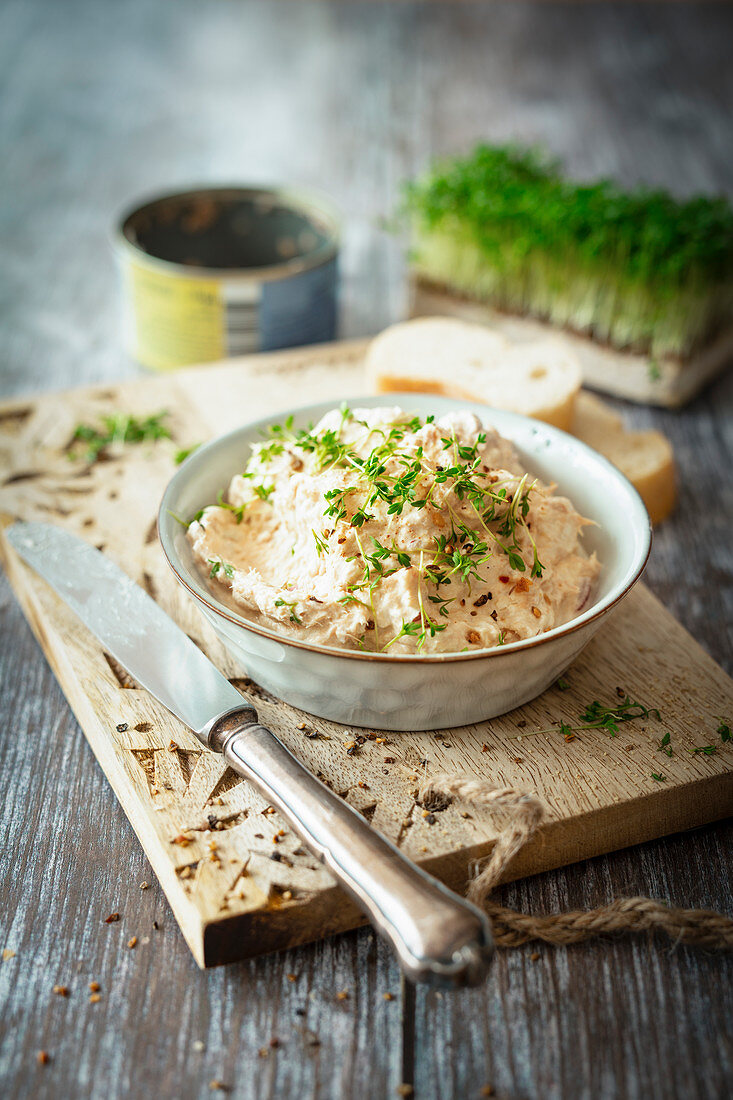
[1,2,731,1098]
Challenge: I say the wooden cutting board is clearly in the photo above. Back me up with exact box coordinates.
[1,340,731,967]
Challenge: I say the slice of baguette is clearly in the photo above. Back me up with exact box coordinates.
[571,391,676,524]
[366,317,581,431]
[366,316,676,522]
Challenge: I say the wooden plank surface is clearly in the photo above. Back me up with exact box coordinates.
[1,345,731,968]
[1,2,732,1099]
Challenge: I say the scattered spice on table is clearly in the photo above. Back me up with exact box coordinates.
[37,1051,50,1066]
[89,982,101,993]
[52,985,69,997]
[104,912,120,924]
[127,936,137,949]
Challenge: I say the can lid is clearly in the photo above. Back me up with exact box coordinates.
[113,186,340,282]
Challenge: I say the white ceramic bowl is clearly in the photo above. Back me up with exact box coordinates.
[159,395,651,731]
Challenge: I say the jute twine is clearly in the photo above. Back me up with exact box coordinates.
[422,774,733,951]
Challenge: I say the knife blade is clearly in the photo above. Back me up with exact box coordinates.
[6,521,244,733]
[6,521,493,986]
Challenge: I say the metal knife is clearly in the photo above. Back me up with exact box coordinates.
[6,522,493,986]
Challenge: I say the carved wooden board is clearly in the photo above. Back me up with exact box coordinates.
[1,341,731,967]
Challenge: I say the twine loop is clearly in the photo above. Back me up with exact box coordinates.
[421,773,733,951]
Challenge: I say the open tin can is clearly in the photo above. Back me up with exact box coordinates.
[115,186,340,370]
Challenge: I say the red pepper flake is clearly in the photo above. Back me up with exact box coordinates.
[104,912,120,924]
[498,575,510,584]
[89,981,101,992]
[481,744,490,753]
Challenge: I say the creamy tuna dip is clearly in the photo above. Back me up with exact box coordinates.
[188,406,600,655]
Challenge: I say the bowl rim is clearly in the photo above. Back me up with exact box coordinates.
[158,394,652,665]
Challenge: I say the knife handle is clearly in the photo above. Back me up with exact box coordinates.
[207,708,493,987]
